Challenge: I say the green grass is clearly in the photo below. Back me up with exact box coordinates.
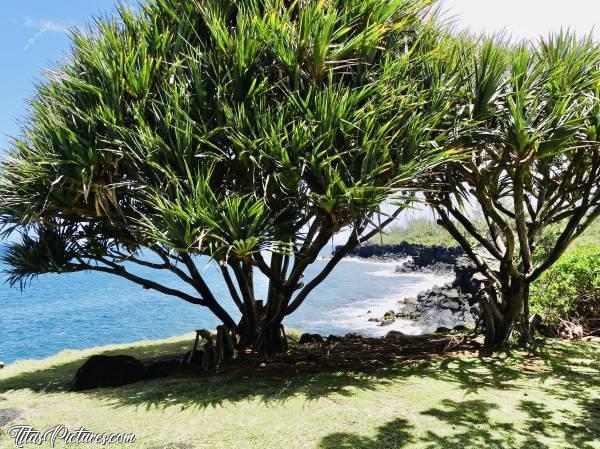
[0,335,598,449]
[375,216,599,249]
[372,218,463,247]
[573,218,600,248]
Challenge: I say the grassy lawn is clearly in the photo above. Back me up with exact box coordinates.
[0,334,598,449]
[372,218,478,247]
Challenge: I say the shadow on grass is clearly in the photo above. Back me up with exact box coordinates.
[432,340,600,399]
[319,397,599,449]
[91,369,404,410]
[0,338,194,393]
[320,418,415,449]
[0,337,598,415]
[315,341,600,449]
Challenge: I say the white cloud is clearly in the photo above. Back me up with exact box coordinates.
[23,17,72,34]
[440,0,599,42]
[22,18,75,51]
[23,17,72,33]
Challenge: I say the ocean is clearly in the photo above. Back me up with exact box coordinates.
[0,254,452,364]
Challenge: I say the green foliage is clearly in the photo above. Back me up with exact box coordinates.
[573,218,600,249]
[0,1,460,265]
[424,30,600,346]
[373,218,458,247]
[1,226,81,288]
[533,218,600,263]
[371,217,486,247]
[0,0,459,257]
[531,245,600,325]
[0,0,466,338]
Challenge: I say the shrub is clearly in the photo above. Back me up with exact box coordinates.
[531,245,600,327]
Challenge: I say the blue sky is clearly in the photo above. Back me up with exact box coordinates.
[1,0,599,155]
[0,1,119,151]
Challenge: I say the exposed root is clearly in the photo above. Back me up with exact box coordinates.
[149,333,483,381]
[557,320,585,340]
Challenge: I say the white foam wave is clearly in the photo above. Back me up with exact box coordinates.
[320,256,409,267]
[303,272,454,336]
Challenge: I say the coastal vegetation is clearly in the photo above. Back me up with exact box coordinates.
[0,0,597,377]
[374,215,599,249]
[374,216,600,336]
[372,218,467,247]
[0,1,598,446]
[371,217,485,247]
[0,334,598,449]
[426,34,600,348]
[531,245,600,333]
[0,0,462,362]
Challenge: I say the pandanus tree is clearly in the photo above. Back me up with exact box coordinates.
[427,34,600,348]
[0,0,461,361]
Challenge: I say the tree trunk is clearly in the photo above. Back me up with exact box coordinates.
[236,318,289,356]
[256,322,289,357]
[236,316,256,351]
[481,277,529,349]
[519,283,531,344]
[484,310,513,349]
[235,297,289,356]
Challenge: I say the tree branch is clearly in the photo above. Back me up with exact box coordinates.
[529,205,600,282]
[220,264,244,313]
[513,165,533,272]
[179,253,237,329]
[445,201,504,261]
[77,261,206,306]
[434,206,500,286]
[358,206,404,244]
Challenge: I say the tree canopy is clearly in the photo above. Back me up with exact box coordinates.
[427,33,600,347]
[0,0,462,359]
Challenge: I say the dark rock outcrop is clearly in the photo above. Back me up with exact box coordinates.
[299,333,325,344]
[385,330,406,339]
[327,335,342,343]
[451,256,485,304]
[72,355,147,391]
[411,255,487,325]
[415,282,479,330]
[341,241,464,270]
[344,242,499,333]
[395,260,455,274]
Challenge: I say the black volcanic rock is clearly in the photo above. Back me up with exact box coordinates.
[340,241,465,270]
[299,333,325,344]
[72,355,147,391]
[345,242,499,332]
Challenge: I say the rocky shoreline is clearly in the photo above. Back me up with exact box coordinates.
[345,241,464,272]
[337,242,483,332]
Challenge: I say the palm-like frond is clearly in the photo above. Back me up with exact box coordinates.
[1,226,81,288]
[0,0,462,285]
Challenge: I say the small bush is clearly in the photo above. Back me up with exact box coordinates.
[531,245,600,327]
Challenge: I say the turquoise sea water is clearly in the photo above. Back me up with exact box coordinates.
[0,254,449,364]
